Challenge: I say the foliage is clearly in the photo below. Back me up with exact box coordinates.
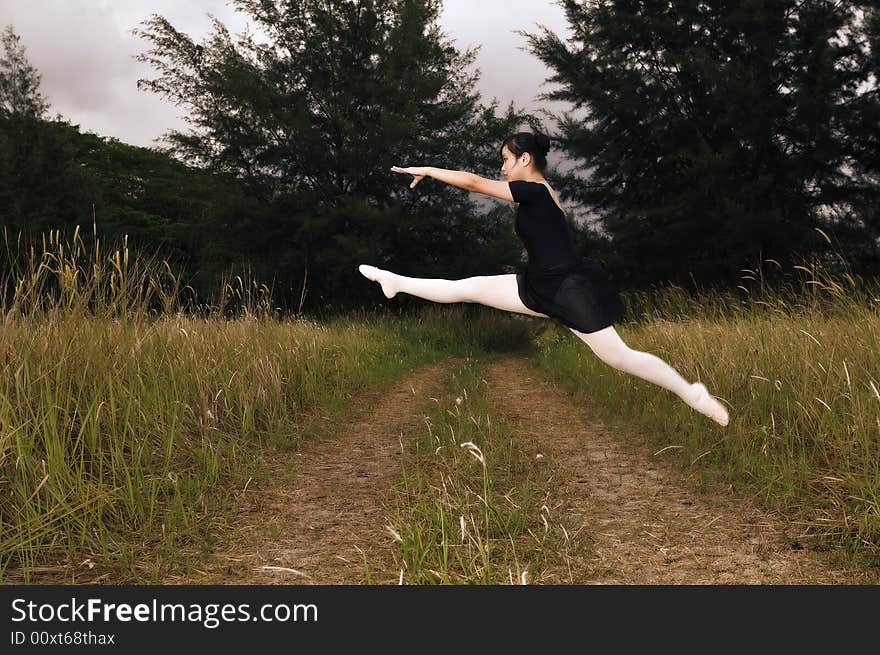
[522,0,880,287]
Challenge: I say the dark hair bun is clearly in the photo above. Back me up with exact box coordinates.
[534,132,551,155]
[499,131,551,173]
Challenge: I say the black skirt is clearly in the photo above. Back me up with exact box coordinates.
[516,256,625,334]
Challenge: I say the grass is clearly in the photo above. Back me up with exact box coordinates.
[2,220,878,582]
[0,223,533,583]
[528,240,880,567]
[376,356,579,584]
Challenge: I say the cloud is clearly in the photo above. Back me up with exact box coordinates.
[0,0,571,148]
[0,0,249,146]
[441,0,571,112]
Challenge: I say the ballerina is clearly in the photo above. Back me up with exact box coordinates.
[358,131,729,426]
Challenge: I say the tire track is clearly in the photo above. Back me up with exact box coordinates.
[484,356,870,584]
[171,357,462,585]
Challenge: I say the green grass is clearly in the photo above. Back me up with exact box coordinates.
[2,221,878,583]
[528,247,880,568]
[0,224,534,583]
[376,356,578,584]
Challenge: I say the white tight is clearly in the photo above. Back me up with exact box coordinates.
[384,270,698,405]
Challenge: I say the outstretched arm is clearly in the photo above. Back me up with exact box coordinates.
[391,166,514,202]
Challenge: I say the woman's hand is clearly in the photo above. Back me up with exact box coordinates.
[391,165,431,189]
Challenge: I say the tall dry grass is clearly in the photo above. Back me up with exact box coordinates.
[0,223,532,583]
[532,232,880,564]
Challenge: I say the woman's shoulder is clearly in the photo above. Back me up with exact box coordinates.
[522,180,558,198]
[533,181,566,216]
[509,179,540,203]
[508,180,566,215]
[509,179,553,203]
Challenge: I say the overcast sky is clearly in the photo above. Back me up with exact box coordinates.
[0,0,573,150]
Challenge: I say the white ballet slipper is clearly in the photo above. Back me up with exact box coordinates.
[358,264,398,299]
[690,382,729,427]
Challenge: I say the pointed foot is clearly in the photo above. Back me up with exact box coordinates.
[358,264,398,299]
[690,382,729,427]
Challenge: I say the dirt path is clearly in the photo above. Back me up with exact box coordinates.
[483,356,871,584]
[171,353,869,585]
[170,358,461,585]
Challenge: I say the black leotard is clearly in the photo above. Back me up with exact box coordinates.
[509,180,625,333]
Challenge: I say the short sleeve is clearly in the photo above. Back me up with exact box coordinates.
[508,180,544,204]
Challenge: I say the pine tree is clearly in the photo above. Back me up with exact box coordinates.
[133,0,534,311]
[0,24,48,119]
[520,0,880,287]
[838,1,880,271]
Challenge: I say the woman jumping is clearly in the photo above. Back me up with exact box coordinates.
[357,131,729,427]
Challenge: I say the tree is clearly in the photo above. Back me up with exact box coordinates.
[133,0,537,312]
[520,0,880,288]
[0,110,299,314]
[0,24,48,119]
[836,2,880,272]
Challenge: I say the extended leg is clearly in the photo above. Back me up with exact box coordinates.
[570,325,729,426]
[358,264,550,318]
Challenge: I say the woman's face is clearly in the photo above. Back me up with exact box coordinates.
[501,145,530,181]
